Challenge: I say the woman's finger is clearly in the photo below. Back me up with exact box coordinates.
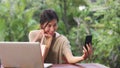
[83,47,89,56]
[82,50,88,60]
[89,43,92,49]
[87,44,92,55]
[83,46,87,53]
[86,44,90,51]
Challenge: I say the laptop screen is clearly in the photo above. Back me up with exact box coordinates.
[0,42,43,68]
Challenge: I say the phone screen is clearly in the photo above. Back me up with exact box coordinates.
[84,35,92,50]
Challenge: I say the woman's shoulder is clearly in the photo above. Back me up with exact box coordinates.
[28,30,42,39]
[29,30,41,36]
[29,30,40,34]
[56,32,69,42]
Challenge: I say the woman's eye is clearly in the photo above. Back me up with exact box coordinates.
[48,25,51,27]
[54,24,57,27]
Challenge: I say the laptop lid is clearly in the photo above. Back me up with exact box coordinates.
[0,42,43,68]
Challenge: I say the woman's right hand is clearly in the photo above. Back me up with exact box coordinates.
[36,29,53,46]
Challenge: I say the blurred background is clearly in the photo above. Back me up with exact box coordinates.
[0,0,120,68]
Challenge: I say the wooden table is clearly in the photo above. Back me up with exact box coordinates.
[3,63,109,68]
[49,63,109,68]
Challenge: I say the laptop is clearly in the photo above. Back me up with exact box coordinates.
[0,42,44,68]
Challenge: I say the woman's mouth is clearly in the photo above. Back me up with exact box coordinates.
[49,32,54,36]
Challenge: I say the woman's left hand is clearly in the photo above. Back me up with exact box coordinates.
[81,46,89,60]
[86,43,93,56]
[81,44,93,60]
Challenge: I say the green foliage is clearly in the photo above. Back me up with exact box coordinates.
[0,0,39,41]
[67,0,120,68]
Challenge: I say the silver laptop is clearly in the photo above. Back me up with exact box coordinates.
[0,42,44,68]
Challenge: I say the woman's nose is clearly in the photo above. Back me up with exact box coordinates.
[50,26,55,32]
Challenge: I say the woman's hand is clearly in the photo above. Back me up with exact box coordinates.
[81,43,93,60]
[34,29,53,42]
[81,46,89,60]
[86,43,93,56]
[36,29,53,48]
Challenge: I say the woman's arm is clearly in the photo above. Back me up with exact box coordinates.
[63,44,92,63]
[28,30,44,42]
[42,35,52,61]
[28,30,53,61]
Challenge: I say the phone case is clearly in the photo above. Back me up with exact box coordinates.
[84,35,92,50]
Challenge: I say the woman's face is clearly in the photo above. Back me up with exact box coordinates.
[41,19,58,36]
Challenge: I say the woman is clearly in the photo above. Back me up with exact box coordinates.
[29,9,92,64]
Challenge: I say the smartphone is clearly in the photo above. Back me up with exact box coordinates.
[84,35,92,50]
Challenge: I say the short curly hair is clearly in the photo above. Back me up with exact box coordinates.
[40,9,59,25]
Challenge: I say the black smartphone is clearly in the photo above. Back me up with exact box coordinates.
[84,35,92,50]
